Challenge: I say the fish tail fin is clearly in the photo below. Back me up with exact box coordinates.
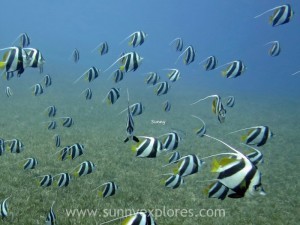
[211,158,220,172]
[98,191,103,197]
[221,70,227,77]
[73,172,79,177]
[241,135,248,142]
[131,145,137,152]
[0,61,6,69]
[203,186,210,195]
[119,65,125,71]
[269,15,274,24]
[173,166,179,174]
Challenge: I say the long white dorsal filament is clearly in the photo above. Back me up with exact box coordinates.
[190,95,218,106]
[119,32,136,45]
[175,46,190,64]
[228,126,258,134]
[73,68,91,84]
[191,115,206,126]
[104,53,130,73]
[91,42,104,53]
[254,6,284,18]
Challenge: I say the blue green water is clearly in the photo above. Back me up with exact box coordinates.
[0,1,299,224]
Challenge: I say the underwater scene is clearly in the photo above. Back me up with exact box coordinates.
[0,0,299,224]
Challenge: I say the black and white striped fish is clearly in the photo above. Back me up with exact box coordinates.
[103,88,120,105]
[226,96,235,108]
[45,106,57,117]
[74,66,100,83]
[124,89,139,143]
[163,100,171,112]
[57,146,70,161]
[176,45,195,65]
[172,154,205,177]
[229,125,273,147]
[46,121,56,130]
[5,139,24,153]
[72,48,80,63]
[96,182,119,198]
[13,33,30,48]
[73,161,95,177]
[45,202,56,225]
[119,102,145,117]
[122,31,147,47]
[0,139,5,156]
[43,74,52,87]
[38,174,53,187]
[254,4,294,27]
[111,69,124,83]
[191,115,206,137]
[0,197,10,218]
[129,102,145,116]
[165,68,180,82]
[169,37,183,51]
[24,48,45,73]
[206,134,265,198]
[5,86,13,97]
[54,134,61,148]
[168,151,181,164]
[20,157,38,170]
[220,60,246,78]
[54,173,71,187]
[32,83,44,96]
[92,41,109,55]
[68,143,84,160]
[160,131,181,151]
[164,174,184,189]
[154,81,170,96]
[0,47,29,75]
[81,88,93,100]
[120,52,143,72]
[200,55,218,71]
[131,136,163,158]
[266,41,280,57]
[191,95,226,123]
[104,52,143,73]
[145,72,160,85]
[60,117,74,128]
